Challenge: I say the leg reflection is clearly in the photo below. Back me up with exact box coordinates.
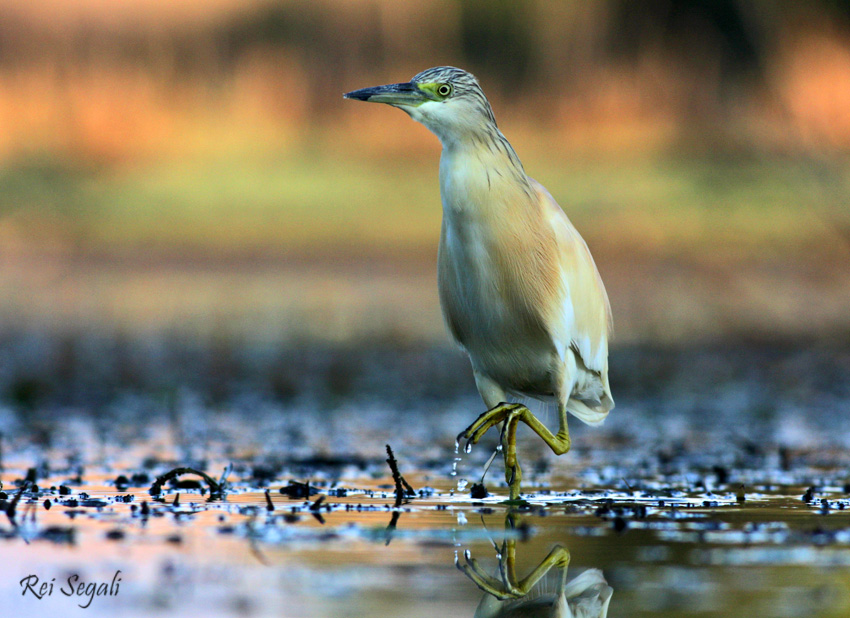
[456,509,613,617]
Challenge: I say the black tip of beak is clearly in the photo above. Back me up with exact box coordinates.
[343,89,371,101]
[343,82,420,103]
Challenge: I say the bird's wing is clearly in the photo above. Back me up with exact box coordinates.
[531,179,612,375]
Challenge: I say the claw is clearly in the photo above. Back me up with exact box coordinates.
[458,402,569,500]
[499,419,509,445]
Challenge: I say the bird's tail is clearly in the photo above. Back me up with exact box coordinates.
[508,390,614,426]
[566,396,613,426]
[567,363,614,426]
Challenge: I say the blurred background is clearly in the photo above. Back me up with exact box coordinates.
[1,0,849,413]
[2,8,850,617]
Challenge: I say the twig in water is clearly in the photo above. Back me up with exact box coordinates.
[4,481,29,527]
[385,444,415,545]
[219,463,233,491]
[385,511,400,546]
[309,495,326,524]
[385,444,415,508]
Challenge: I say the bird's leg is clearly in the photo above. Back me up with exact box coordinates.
[458,548,521,600]
[458,542,571,599]
[461,403,572,456]
[458,509,571,599]
[501,511,571,597]
[500,416,522,500]
[459,403,572,499]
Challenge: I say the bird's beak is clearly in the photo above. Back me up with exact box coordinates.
[343,82,428,107]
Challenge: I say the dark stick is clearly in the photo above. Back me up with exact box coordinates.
[385,444,415,508]
[385,511,400,546]
[309,495,325,511]
[309,495,326,525]
[385,444,416,545]
[4,481,28,526]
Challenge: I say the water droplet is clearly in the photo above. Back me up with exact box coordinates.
[496,444,503,452]
[464,442,473,454]
[457,512,467,525]
[464,549,471,560]
[454,550,459,565]
[454,439,460,455]
[457,478,468,491]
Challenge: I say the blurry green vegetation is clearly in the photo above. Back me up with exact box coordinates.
[1,149,847,262]
[0,150,431,255]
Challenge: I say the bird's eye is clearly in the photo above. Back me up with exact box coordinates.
[437,84,452,97]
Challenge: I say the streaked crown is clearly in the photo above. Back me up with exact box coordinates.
[412,67,481,94]
[412,66,497,126]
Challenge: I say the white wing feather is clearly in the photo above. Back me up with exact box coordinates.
[532,179,614,424]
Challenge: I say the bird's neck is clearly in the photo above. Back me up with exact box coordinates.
[439,130,533,218]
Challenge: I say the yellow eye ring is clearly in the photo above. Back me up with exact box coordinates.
[437,84,452,97]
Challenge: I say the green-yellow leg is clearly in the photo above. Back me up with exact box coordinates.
[459,403,572,500]
[458,511,571,599]
[500,414,522,500]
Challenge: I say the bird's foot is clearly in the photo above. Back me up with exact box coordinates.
[457,402,525,451]
[458,540,572,601]
[458,402,571,500]
[459,403,528,500]
[500,497,530,507]
[456,549,525,600]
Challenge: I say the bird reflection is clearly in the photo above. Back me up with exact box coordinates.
[456,510,613,618]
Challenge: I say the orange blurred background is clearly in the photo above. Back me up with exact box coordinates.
[1,0,849,346]
[3,0,850,160]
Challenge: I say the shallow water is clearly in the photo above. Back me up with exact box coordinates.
[2,452,849,617]
[1,342,849,617]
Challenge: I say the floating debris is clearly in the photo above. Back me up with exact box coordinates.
[38,526,75,545]
[149,467,225,500]
[470,482,489,499]
[279,481,318,499]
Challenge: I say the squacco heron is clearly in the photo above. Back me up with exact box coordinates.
[345,67,613,501]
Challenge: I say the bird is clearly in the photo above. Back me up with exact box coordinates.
[344,67,613,501]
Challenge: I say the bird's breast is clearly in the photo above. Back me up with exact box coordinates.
[438,209,507,337]
[436,149,561,392]
[438,218,558,394]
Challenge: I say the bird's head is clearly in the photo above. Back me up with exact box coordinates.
[344,66,497,146]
